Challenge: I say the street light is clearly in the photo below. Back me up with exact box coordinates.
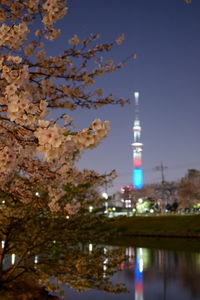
[89,206,93,213]
[102,192,108,199]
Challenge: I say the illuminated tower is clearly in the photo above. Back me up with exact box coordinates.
[132,92,143,189]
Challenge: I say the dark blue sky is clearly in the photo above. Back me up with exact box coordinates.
[48,0,200,193]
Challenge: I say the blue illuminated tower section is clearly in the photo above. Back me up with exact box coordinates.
[132,92,143,189]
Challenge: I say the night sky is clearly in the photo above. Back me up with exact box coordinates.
[48,0,200,193]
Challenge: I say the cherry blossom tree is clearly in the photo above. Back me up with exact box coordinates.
[0,1,133,295]
[178,169,200,209]
[0,0,133,212]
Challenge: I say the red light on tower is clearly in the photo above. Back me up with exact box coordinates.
[133,158,142,167]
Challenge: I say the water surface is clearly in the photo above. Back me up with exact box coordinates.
[56,241,200,300]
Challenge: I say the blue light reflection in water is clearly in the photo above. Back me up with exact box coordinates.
[135,248,144,300]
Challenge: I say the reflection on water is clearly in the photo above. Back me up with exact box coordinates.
[55,244,200,300]
[135,248,144,300]
[1,240,200,300]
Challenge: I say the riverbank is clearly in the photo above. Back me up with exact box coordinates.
[106,214,200,238]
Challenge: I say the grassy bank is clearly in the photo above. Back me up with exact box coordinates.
[106,214,200,238]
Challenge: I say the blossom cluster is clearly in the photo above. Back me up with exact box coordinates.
[34,123,74,162]
[0,23,29,50]
[76,119,110,149]
[0,146,18,173]
[42,0,68,26]
[1,61,47,126]
[34,119,110,162]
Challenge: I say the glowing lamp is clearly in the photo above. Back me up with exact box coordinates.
[102,192,108,199]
